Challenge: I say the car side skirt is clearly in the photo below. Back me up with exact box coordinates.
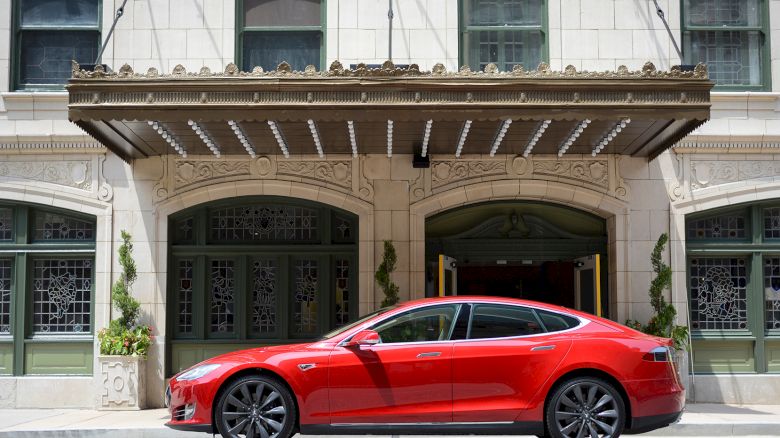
[301,421,544,435]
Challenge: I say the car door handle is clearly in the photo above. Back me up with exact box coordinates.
[417,352,442,358]
[531,345,556,351]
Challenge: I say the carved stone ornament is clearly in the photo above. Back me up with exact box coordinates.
[277,161,352,189]
[431,160,506,189]
[99,356,147,410]
[0,160,92,190]
[71,60,710,80]
[691,160,780,190]
[175,160,251,190]
[533,160,609,189]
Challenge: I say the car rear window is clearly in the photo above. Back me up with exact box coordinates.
[536,309,580,332]
[469,304,543,339]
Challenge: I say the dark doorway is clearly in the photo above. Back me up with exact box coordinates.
[457,262,575,308]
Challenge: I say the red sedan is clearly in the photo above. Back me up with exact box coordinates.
[166,296,683,438]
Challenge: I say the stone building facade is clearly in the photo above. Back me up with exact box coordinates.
[0,0,779,409]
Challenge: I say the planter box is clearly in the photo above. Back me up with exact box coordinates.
[98,355,147,410]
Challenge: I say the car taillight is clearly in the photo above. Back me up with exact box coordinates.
[643,346,674,362]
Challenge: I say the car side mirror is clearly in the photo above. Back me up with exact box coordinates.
[344,329,380,347]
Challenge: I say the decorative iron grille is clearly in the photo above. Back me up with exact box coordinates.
[0,259,11,333]
[689,257,748,330]
[687,213,747,240]
[211,205,318,241]
[251,259,277,334]
[0,208,12,241]
[764,208,780,239]
[294,259,318,334]
[764,257,780,330]
[335,259,350,327]
[34,211,94,241]
[32,258,92,333]
[210,259,235,333]
[178,260,193,334]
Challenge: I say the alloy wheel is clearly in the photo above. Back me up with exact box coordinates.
[553,381,621,438]
[220,380,288,438]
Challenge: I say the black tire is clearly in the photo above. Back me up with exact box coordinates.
[545,377,625,438]
[214,374,297,438]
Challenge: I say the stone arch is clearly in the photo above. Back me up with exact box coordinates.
[410,179,629,320]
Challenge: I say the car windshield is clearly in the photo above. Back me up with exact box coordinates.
[320,306,397,340]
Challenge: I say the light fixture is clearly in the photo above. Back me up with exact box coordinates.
[522,120,551,158]
[347,121,358,158]
[387,120,393,158]
[227,120,257,159]
[421,120,433,158]
[188,120,220,158]
[455,120,472,158]
[267,120,290,158]
[592,118,631,156]
[149,120,187,158]
[489,119,513,157]
[307,119,325,158]
[557,119,591,158]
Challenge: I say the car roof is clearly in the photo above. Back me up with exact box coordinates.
[396,295,585,316]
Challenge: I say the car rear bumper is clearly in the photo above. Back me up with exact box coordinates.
[626,410,683,434]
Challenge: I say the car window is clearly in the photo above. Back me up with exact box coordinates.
[469,304,543,339]
[372,304,459,344]
[536,309,580,332]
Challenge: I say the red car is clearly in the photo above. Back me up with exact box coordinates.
[166,296,683,438]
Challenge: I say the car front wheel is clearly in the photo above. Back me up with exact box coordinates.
[214,374,297,438]
[546,376,625,438]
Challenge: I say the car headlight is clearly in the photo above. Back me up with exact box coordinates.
[177,364,221,381]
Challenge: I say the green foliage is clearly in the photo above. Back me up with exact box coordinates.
[626,233,689,351]
[375,240,400,307]
[98,231,151,356]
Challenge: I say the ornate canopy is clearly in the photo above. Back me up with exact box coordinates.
[67,60,713,162]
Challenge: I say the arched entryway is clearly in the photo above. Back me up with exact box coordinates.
[165,195,358,375]
[425,201,608,314]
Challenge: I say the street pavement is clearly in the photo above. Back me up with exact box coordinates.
[1,403,779,437]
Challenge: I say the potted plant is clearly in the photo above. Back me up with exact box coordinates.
[626,233,689,370]
[97,231,152,410]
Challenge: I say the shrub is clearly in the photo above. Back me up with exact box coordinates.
[375,240,400,307]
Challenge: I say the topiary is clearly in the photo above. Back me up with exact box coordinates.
[375,240,400,307]
[626,233,689,351]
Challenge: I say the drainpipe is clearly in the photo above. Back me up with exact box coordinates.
[95,0,130,65]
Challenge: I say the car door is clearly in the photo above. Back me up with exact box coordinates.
[452,304,573,422]
[328,303,460,424]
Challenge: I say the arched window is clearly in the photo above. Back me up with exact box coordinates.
[168,197,357,375]
[0,202,96,376]
[686,202,780,374]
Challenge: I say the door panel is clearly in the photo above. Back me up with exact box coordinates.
[328,342,453,423]
[452,337,571,422]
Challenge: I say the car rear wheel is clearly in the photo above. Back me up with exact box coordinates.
[546,377,625,438]
[214,374,296,438]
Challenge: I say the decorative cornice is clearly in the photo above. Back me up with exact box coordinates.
[71,60,709,81]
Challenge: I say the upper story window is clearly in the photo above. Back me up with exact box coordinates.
[682,0,770,90]
[461,0,546,72]
[13,0,102,90]
[238,0,324,72]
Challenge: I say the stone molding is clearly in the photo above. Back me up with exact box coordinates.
[0,156,112,201]
[691,160,780,190]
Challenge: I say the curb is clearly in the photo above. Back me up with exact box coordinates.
[639,423,780,436]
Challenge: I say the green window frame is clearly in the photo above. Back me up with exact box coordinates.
[681,0,771,91]
[167,196,357,376]
[0,202,96,376]
[235,0,326,73]
[459,0,548,73]
[686,202,780,374]
[11,0,103,91]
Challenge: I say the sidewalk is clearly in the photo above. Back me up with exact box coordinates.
[0,404,779,437]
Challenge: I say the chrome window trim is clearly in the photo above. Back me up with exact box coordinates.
[338,301,590,347]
